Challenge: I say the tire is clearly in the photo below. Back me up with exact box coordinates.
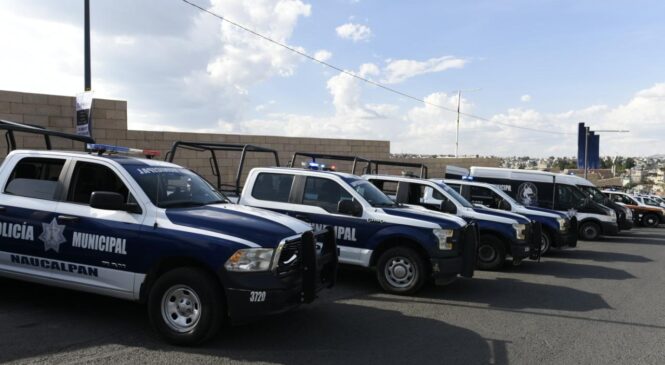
[376,246,427,295]
[148,267,224,346]
[476,235,507,271]
[540,230,552,255]
[579,222,601,241]
[642,214,659,228]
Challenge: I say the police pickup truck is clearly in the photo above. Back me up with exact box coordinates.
[165,144,477,295]
[440,179,577,254]
[0,121,337,345]
[361,160,540,270]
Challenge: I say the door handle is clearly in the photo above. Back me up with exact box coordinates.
[57,215,79,222]
[294,214,311,223]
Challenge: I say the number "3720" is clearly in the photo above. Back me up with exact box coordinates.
[249,291,266,302]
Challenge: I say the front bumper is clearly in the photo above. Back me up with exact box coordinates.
[554,217,579,248]
[223,228,338,324]
[601,221,620,236]
[431,222,478,283]
[619,217,634,230]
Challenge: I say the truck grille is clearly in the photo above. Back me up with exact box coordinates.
[274,238,302,277]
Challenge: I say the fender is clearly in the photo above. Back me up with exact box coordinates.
[476,220,516,246]
[366,225,437,256]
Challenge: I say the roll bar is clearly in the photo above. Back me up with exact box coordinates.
[287,152,370,175]
[366,159,429,178]
[164,141,280,195]
[0,119,95,154]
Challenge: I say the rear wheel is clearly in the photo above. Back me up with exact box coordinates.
[642,213,659,228]
[476,235,506,270]
[376,246,426,295]
[148,267,223,346]
[540,230,552,255]
[579,222,600,241]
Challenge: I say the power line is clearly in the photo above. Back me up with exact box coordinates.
[181,0,573,136]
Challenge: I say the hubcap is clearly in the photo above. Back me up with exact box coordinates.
[161,285,202,333]
[540,232,551,254]
[384,256,416,288]
[478,244,497,262]
[646,217,656,225]
[584,226,597,238]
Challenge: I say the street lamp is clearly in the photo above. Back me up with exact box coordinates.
[583,128,629,179]
[454,88,481,158]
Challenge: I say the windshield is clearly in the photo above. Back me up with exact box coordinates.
[579,185,609,204]
[433,182,474,208]
[556,184,588,210]
[127,166,229,208]
[488,184,523,207]
[346,179,396,207]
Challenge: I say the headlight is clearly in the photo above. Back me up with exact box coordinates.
[433,228,454,250]
[557,217,568,232]
[513,223,527,241]
[224,248,274,272]
[625,209,633,219]
[610,210,616,218]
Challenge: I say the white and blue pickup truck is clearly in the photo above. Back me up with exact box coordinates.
[0,121,337,345]
[164,144,478,295]
[363,173,541,270]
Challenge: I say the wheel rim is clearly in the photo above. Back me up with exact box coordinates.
[583,225,597,239]
[161,285,202,333]
[478,244,497,263]
[540,232,551,254]
[384,256,417,289]
[646,216,656,226]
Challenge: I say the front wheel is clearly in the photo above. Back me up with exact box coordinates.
[376,246,426,295]
[148,267,224,346]
[476,235,506,270]
[579,222,601,241]
[642,214,659,228]
[540,230,552,255]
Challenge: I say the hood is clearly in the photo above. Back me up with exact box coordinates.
[164,204,312,248]
[380,206,467,229]
[513,205,563,219]
[518,206,566,217]
[472,207,529,224]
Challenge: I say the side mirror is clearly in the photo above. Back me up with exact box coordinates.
[90,191,127,211]
[338,199,363,217]
[439,200,457,214]
[498,199,511,211]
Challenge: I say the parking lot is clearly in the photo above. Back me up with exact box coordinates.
[1,226,664,365]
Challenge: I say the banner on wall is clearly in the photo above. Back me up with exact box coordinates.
[75,91,94,137]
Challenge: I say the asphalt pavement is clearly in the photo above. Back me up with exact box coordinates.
[2,226,664,365]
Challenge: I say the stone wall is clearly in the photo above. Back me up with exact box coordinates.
[0,90,500,188]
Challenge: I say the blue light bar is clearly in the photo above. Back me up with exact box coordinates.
[86,143,160,158]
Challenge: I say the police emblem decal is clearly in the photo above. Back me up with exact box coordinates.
[39,218,67,253]
[516,182,538,206]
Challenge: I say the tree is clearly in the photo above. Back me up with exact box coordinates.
[624,158,636,170]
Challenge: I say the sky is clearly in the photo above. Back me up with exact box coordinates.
[1,0,664,157]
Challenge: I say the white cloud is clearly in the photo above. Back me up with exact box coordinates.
[313,49,332,62]
[335,23,372,42]
[381,56,467,84]
[521,94,531,102]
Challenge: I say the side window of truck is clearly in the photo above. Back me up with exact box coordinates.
[302,177,352,213]
[470,186,500,208]
[67,162,131,204]
[371,180,398,198]
[5,157,65,200]
[251,173,294,203]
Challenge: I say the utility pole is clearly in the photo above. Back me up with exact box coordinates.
[84,0,91,91]
[453,88,480,158]
[584,128,629,179]
[584,126,590,179]
[455,90,461,158]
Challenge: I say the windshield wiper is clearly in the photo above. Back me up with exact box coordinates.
[159,201,207,208]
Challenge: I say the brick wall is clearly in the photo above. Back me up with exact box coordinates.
[0,90,500,187]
